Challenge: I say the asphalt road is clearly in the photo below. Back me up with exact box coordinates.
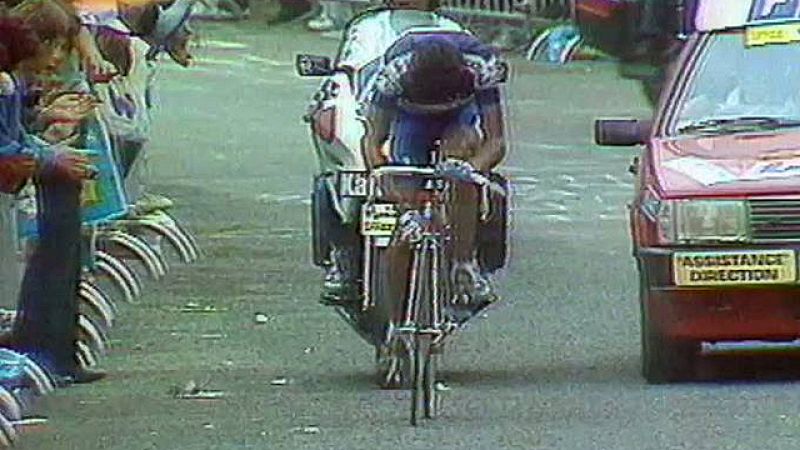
[16,21,800,450]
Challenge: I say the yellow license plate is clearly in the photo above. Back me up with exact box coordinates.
[674,250,797,286]
[746,23,800,46]
[361,204,399,237]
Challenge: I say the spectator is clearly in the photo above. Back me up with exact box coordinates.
[1,0,104,385]
[307,0,360,32]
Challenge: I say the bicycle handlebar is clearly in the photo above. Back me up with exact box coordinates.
[373,166,437,177]
[372,164,507,197]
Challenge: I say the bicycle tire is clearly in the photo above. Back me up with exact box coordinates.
[411,331,423,426]
[411,245,436,425]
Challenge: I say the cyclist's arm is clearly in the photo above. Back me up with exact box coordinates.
[361,91,395,169]
[468,87,505,172]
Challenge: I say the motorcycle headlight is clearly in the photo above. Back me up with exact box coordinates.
[662,200,750,243]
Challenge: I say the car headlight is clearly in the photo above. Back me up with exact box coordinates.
[654,200,749,243]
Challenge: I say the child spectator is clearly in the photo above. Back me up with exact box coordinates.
[1,0,104,384]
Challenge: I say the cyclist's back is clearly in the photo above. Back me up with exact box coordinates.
[364,31,507,167]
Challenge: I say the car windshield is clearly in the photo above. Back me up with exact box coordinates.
[675,30,800,134]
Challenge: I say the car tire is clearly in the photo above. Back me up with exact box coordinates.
[311,175,335,267]
[640,269,698,384]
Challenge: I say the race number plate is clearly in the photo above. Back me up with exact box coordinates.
[361,203,399,237]
[673,250,797,286]
[338,171,369,198]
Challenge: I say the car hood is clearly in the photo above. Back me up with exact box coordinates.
[653,131,800,198]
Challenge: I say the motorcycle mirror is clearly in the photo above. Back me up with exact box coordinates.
[296,54,335,77]
[497,61,510,83]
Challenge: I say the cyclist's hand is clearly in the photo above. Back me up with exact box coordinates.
[437,159,476,182]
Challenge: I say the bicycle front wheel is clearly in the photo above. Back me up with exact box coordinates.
[410,244,438,426]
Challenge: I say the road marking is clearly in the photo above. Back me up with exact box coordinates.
[256,193,306,204]
[558,174,576,183]
[243,55,293,67]
[543,214,572,223]
[551,189,581,199]
[195,56,247,67]
[542,201,568,211]
[197,40,249,50]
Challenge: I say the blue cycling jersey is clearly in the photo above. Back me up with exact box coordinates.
[367,32,506,166]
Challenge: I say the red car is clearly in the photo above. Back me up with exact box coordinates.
[596,3,800,383]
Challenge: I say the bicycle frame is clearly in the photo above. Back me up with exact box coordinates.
[357,161,458,424]
[360,165,449,311]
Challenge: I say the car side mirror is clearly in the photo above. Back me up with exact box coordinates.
[594,119,652,146]
[296,54,334,77]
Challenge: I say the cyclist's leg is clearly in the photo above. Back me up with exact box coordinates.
[380,111,449,323]
[440,107,482,265]
[441,104,496,307]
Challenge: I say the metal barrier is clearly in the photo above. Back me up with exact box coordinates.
[439,0,574,21]
[321,0,574,21]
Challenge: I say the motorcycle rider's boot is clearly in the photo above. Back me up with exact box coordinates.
[321,247,359,307]
[450,261,498,323]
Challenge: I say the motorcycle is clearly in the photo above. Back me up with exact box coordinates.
[297,7,510,424]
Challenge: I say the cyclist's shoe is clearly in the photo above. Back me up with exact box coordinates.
[320,248,359,307]
[375,335,412,390]
[451,261,498,319]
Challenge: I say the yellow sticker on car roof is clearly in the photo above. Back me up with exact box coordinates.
[746,22,800,46]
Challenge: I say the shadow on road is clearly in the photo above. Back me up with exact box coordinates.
[435,352,800,389]
[440,354,642,389]
[694,353,800,385]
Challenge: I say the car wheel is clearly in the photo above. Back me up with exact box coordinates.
[640,269,698,384]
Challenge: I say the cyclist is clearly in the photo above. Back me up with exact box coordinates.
[320,0,463,303]
[326,30,508,312]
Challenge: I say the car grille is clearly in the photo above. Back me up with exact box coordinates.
[750,200,800,242]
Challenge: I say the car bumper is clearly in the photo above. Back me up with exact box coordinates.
[638,246,800,342]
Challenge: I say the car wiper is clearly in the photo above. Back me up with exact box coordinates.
[678,116,800,134]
